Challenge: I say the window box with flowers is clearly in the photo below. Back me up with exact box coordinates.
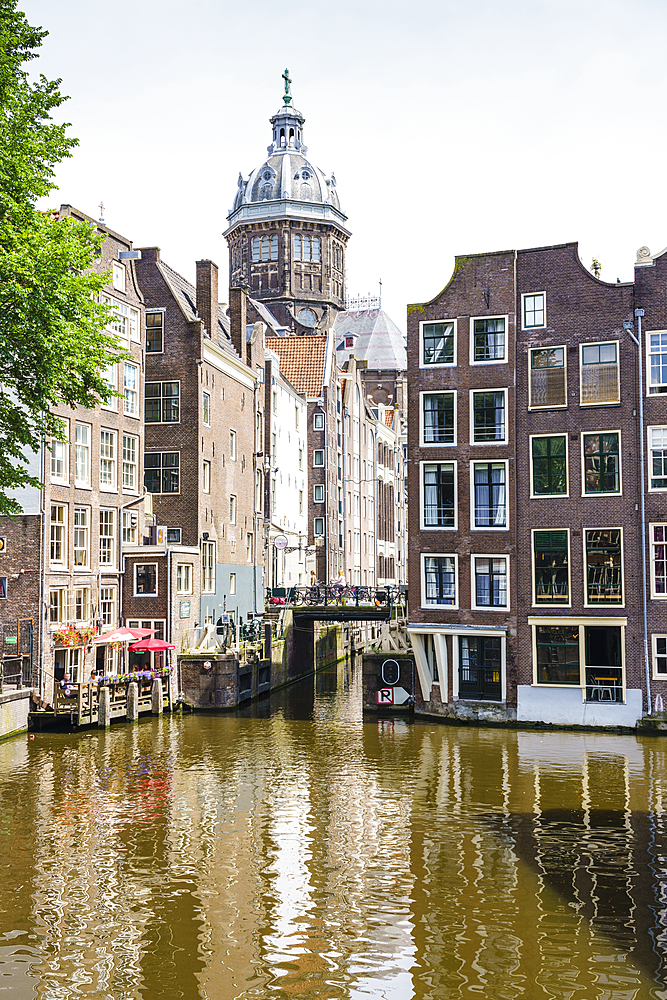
[53,624,95,648]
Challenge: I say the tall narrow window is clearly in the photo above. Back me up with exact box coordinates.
[202,391,210,426]
[73,507,89,568]
[303,236,311,262]
[146,312,164,352]
[472,317,505,362]
[651,524,667,596]
[473,556,508,608]
[74,587,90,622]
[473,463,506,527]
[75,423,90,487]
[123,363,139,416]
[50,505,67,566]
[177,564,192,595]
[203,460,210,494]
[422,392,455,444]
[122,510,138,545]
[423,555,457,606]
[100,587,116,626]
[252,237,260,262]
[585,528,622,604]
[202,541,215,593]
[529,347,566,408]
[261,235,269,261]
[422,463,455,528]
[472,391,506,443]
[312,238,320,262]
[49,588,68,624]
[583,432,620,494]
[100,430,117,490]
[50,429,69,484]
[229,429,237,460]
[122,435,138,491]
[270,234,278,260]
[531,436,567,495]
[650,427,667,489]
[649,332,667,393]
[534,530,569,604]
[422,321,455,366]
[229,495,237,524]
[294,235,301,260]
[580,342,620,405]
[99,509,116,566]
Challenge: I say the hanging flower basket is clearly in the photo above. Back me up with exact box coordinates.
[53,624,95,648]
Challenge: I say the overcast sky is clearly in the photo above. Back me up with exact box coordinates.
[21,0,667,330]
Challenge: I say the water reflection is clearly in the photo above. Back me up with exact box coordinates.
[2,666,667,996]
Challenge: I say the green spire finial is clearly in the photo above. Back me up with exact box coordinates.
[282,67,292,106]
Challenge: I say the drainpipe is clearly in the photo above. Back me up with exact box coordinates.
[624,312,651,713]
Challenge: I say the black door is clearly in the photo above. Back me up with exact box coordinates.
[459,636,502,700]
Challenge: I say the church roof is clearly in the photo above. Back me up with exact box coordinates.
[333,308,407,371]
[265,334,328,398]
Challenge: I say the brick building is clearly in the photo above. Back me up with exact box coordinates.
[407,239,667,728]
[130,253,264,637]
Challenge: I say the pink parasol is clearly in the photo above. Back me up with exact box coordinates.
[128,637,175,652]
[93,627,156,644]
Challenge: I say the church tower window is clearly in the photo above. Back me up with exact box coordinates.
[303,237,311,262]
[312,238,321,262]
[270,235,278,261]
[252,237,260,262]
[294,235,301,261]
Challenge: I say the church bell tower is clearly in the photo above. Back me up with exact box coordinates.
[224,71,350,334]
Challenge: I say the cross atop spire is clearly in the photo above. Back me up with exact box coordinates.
[282,67,292,106]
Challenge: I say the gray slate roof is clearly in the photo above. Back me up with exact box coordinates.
[159,261,234,354]
[333,308,407,371]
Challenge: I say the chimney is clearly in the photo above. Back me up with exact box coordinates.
[229,283,248,361]
[137,246,161,263]
[196,259,219,339]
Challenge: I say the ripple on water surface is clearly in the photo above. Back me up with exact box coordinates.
[0,667,666,998]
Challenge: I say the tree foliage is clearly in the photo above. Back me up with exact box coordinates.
[0,0,126,515]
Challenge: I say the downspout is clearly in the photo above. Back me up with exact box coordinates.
[625,311,651,713]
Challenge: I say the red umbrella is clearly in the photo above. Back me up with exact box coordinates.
[93,627,156,644]
[128,637,175,652]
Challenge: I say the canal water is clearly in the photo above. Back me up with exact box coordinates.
[2,661,667,999]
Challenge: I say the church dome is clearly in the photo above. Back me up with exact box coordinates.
[227,74,347,230]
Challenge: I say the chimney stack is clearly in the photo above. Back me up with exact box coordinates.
[229,283,248,362]
[195,259,219,339]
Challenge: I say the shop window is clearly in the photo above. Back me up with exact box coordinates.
[536,625,580,684]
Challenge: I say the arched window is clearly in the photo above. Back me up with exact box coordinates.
[312,238,321,262]
[270,235,278,261]
[289,128,294,143]
[252,237,260,262]
[303,237,311,262]
[294,235,301,261]
[261,236,269,261]
[280,128,285,146]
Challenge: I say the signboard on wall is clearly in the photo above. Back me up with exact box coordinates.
[180,601,191,619]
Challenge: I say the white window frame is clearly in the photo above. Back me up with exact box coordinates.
[419,318,457,369]
[101,363,117,412]
[530,617,627,695]
[203,460,211,494]
[229,429,237,460]
[176,563,193,595]
[49,587,68,625]
[202,541,215,594]
[99,429,117,492]
[652,633,667,680]
[73,506,90,569]
[134,563,158,597]
[122,433,139,493]
[469,388,509,446]
[583,526,625,609]
[112,261,126,292]
[420,553,459,610]
[580,429,622,497]
[579,340,620,407]
[50,420,70,485]
[647,330,667,395]
[529,433,569,499]
[314,412,325,430]
[314,517,325,537]
[74,586,91,623]
[74,422,91,488]
[123,362,140,417]
[100,586,117,627]
[521,291,546,330]
[471,554,509,611]
[469,315,508,365]
[229,573,236,596]
[314,484,324,503]
[419,390,457,448]
[469,459,509,531]
[229,494,237,524]
[419,460,457,532]
[531,528,571,608]
[122,509,138,545]
[314,449,324,467]
[528,345,567,410]
[99,508,116,566]
[203,391,211,426]
[50,504,67,568]
[648,426,667,492]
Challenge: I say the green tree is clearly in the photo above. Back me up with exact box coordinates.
[0,0,125,515]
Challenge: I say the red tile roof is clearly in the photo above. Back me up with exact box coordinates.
[265,335,328,397]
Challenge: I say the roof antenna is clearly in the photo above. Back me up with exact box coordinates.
[98,200,105,224]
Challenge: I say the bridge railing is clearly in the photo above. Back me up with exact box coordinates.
[268,585,396,610]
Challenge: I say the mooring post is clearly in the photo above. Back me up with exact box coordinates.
[151,677,163,715]
[126,681,138,722]
[98,685,110,729]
